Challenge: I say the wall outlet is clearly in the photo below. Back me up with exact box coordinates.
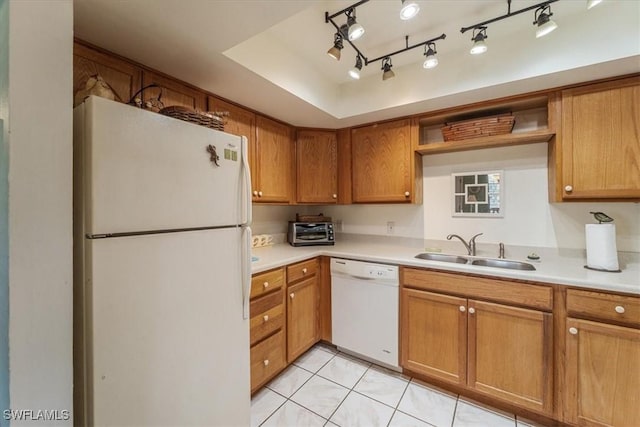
[335,219,343,232]
[387,221,395,234]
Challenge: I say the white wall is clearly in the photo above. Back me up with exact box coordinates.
[7,1,73,424]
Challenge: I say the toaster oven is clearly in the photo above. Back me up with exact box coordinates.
[287,222,335,246]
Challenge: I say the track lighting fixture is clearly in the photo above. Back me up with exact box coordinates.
[534,5,557,38]
[346,8,365,41]
[423,43,438,69]
[349,55,363,80]
[327,32,344,60]
[381,57,395,81]
[400,0,420,21]
[470,27,488,55]
[587,0,603,9]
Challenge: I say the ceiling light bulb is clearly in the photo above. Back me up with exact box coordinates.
[534,6,557,38]
[423,44,438,69]
[381,57,395,81]
[327,33,343,60]
[346,9,365,41]
[349,56,363,80]
[470,28,488,55]
[400,0,420,20]
[587,0,603,9]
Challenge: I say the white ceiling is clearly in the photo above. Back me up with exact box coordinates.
[74,0,640,128]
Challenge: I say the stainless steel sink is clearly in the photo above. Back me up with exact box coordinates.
[414,253,469,264]
[471,259,536,271]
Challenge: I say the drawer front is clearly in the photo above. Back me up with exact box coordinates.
[287,258,318,284]
[251,268,285,299]
[567,289,640,327]
[250,295,285,346]
[251,329,286,392]
[402,268,553,311]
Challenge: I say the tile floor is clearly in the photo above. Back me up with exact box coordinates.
[251,344,545,427]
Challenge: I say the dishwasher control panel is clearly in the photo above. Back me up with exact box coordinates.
[330,258,398,285]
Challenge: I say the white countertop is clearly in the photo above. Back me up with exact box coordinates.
[251,234,640,295]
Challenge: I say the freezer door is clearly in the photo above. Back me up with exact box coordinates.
[77,96,246,235]
[83,229,250,426]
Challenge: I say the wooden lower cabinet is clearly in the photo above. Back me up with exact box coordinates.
[286,259,320,362]
[401,269,554,417]
[565,318,640,426]
[250,330,286,392]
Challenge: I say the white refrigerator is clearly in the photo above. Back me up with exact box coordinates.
[73,96,252,426]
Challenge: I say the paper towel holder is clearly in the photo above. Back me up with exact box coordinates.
[584,211,621,273]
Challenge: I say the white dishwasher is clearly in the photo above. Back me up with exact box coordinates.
[331,258,400,370]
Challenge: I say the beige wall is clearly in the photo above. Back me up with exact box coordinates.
[8,1,73,424]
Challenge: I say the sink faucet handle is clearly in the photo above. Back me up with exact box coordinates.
[498,242,505,259]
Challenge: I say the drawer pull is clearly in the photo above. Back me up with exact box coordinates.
[263,315,269,322]
[263,282,269,289]
[468,307,476,314]
[263,359,269,366]
[302,268,308,274]
[569,327,578,335]
[565,185,573,192]
[290,293,295,299]
[404,191,410,197]
[615,305,626,314]
[332,194,337,199]
[459,306,466,312]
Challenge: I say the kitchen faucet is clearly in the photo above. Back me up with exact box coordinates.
[447,233,483,256]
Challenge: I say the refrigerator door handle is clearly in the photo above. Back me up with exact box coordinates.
[242,226,252,319]
[241,136,252,226]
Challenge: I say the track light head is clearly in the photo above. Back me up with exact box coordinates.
[587,0,603,9]
[400,0,420,20]
[470,27,488,55]
[534,5,557,38]
[346,8,365,41]
[381,57,395,81]
[348,55,363,80]
[327,32,344,60]
[423,43,438,69]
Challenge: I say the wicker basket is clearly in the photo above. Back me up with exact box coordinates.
[159,106,225,131]
[441,113,515,141]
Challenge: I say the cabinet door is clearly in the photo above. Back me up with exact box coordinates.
[254,116,293,203]
[207,96,255,143]
[566,318,640,426]
[401,289,467,385]
[467,300,553,415]
[561,77,640,199]
[287,276,319,362]
[74,42,142,104]
[351,120,413,203]
[296,130,338,204]
[142,71,206,111]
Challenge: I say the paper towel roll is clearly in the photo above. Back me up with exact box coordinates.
[585,224,620,271]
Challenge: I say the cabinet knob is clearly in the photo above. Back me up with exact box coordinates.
[263,359,269,366]
[564,185,573,193]
[263,282,269,289]
[253,190,258,196]
[569,327,578,335]
[459,306,466,312]
[263,315,269,322]
[302,268,308,274]
[290,293,295,299]
[258,191,263,197]
[332,194,337,199]
[615,305,626,314]
[468,307,476,314]
[404,191,410,197]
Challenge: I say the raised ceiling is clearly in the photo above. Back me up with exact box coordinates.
[74,0,639,128]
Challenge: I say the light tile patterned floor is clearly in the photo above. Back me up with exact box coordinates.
[251,344,546,427]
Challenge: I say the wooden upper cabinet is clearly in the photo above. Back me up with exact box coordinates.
[207,96,255,143]
[560,76,640,200]
[296,130,338,204]
[351,119,420,203]
[73,42,142,104]
[141,71,206,111]
[254,116,294,203]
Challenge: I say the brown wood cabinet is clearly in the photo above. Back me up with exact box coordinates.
[564,288,640,426]
[351,119,422,203]
[254,116,294,203]
[401,268,553,415]
[73,42,142,105]
[286,259,320,362]
[249,268,287,393]
[296,130,338,204]
[559,76,640,200]
[207,96,255,143]
[141,70,207,111]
